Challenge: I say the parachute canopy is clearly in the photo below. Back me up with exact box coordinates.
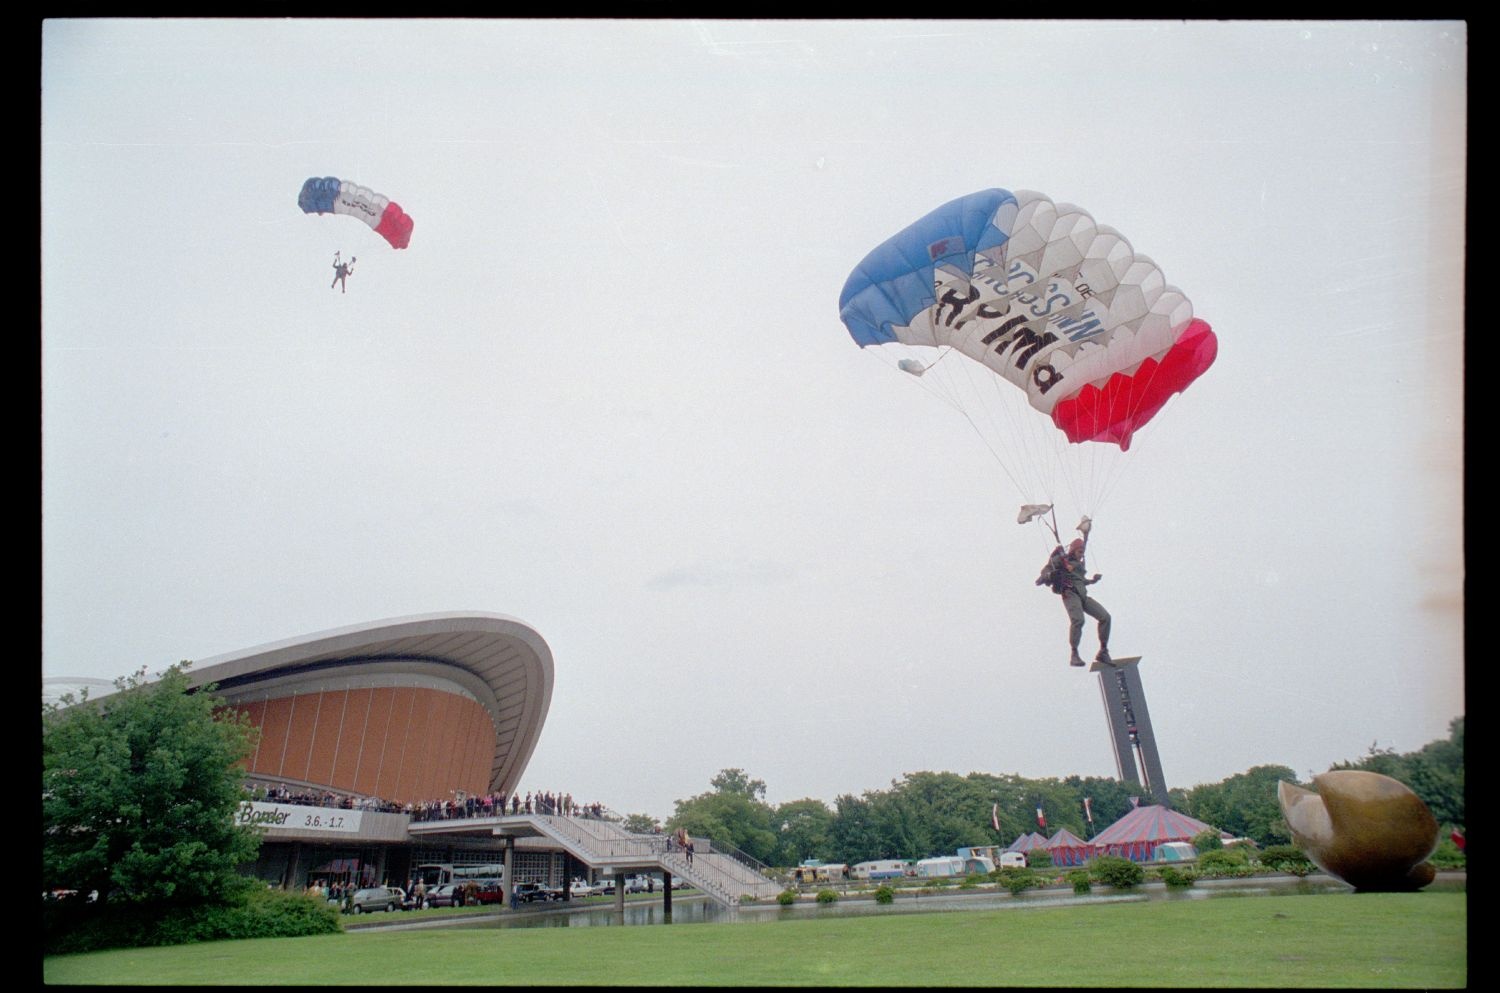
[298,176,414,249]
[839,189,1215,451]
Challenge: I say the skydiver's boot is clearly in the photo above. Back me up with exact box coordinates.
[1069,650,1085,667]
[1096,648,1112,666]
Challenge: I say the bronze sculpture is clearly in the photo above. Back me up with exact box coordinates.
[1277,770,1439,891]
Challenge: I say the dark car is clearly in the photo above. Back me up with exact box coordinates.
[423,884,464,908]
[511,881,558,903]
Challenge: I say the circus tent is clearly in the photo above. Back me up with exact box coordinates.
[1042,827,1096,867]
[1088,804,1222,862]
[1006,831,1050,852]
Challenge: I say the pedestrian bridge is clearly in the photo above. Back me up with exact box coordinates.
[408,814,781,909]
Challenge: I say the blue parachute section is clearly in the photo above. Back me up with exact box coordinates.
[297,177,343,215]
[838,189,1019,346]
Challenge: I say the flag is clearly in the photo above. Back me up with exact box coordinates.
[1084,797,1094,824]
[991,803,1000,832]
[1036,805,1047,829]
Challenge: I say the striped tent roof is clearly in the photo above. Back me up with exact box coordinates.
[1007,831,1050,852]
[1089,805,1218,861]
[1043,827,1096,867]
[1044,827,1090,849]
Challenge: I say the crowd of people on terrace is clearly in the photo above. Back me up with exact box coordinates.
[246,781,610,821]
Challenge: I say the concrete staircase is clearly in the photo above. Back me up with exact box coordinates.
[529,816,781,908]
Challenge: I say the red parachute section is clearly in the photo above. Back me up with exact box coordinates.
[1051,320,1218,451]
[374,203,414,250]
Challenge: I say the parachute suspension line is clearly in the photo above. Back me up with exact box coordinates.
[873,348,1036,501]
[944,333,1061,509]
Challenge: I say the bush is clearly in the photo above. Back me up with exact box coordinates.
[1025,850,1053,869]
[1090,856,1144,889]
[1198,848,1251,876]
[1066,869,1092,894]
[1159,866,1196,888]
[998,868,1041,895]
[44,886,342,955]
[874,885,894,904]
[815,888,839,904]
[1191,830,1223,853]
[777,888,797,906]
[1258,845,1314,875]
[959,875,979,889]
[1428,838,1465,870]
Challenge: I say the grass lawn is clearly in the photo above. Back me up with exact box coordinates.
[43,891,1465,987]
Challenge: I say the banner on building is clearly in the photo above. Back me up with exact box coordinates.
[236,801,364,834]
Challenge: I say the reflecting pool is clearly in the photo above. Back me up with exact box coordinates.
[391,873,1464,931]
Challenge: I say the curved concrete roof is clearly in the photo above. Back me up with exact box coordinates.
[186,612,553,799]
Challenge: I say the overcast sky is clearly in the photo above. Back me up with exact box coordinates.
[41,19,1466,823]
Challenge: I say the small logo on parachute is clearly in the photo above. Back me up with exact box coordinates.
[927,237,962,261]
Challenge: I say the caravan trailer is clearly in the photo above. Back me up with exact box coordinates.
[850,860,909,881]
[914,856,967,878]
[962,855,996,875]
[814,863,849,883]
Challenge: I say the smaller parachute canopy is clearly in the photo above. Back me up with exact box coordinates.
[897,358,927,376]
[1017,504,1053,525]
[298,176,414,250]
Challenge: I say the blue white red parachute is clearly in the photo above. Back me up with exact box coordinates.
[839,189,1215,453]
[298,177,414,250]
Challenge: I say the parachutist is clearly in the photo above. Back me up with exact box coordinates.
[1037,536,1111,668]
[331,253,355,293]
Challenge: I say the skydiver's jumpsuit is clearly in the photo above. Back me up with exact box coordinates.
[332,262,351,293]
[1051,548,1110,655]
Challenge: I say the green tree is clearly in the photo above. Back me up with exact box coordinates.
[43,663,262,908]
[1177,765,1296,847]
[829,793,884,864]
[1192,829,1223,852]
[710,768,767,800]
[668,769,779,864]
[775,798,835,867]
[622,813,660,834]
[1333,717,1464,827]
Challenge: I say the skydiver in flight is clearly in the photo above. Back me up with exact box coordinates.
[1037,521,1111,668]
[331,251,355,293]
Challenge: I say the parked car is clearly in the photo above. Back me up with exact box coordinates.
[511,881,558,903]
[569,880,598,899]
[472,878,507,905]
[347,886,404,914]
[625,875,649,894]
[423,884,465,908]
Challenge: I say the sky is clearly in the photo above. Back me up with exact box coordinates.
[41,19,1466,824]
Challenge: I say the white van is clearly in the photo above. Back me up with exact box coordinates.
[997,851,1027,869]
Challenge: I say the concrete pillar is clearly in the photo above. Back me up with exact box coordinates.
[503,837,515,905]
[663,870,673,913]
[287,841,303,890]
[615,874,626,913]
